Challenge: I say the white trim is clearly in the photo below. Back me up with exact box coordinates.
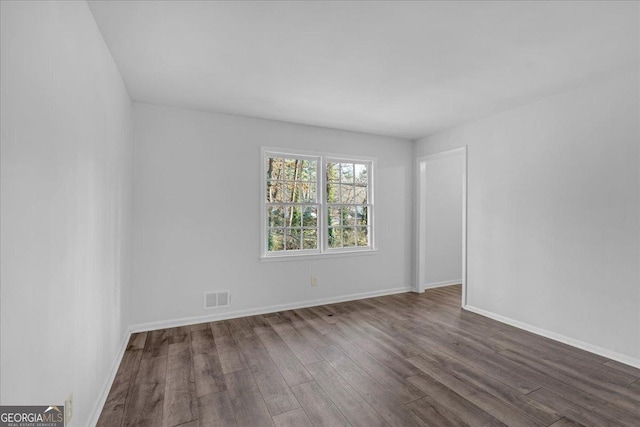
[418,147,466,162]
[415,146,468,307]
[464,305,640,370]
[418,280,462,293]
[461,148,467,307]
[261,146,378,164]
[130,286,411,333]
[260,248,379,262]
[87,330,131,427]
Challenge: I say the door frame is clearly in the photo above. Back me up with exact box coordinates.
[416,146,468,308]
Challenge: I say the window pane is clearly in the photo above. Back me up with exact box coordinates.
[341,163,354,183]
[356,206,368,226]
[303,206,317,227]
[326,183,339,203]
[309,183,318,202]
[356,227,369,246]
[355,163,368,184]
[284,159,299,180]
[342,206,356,226]
[355,185,367,204]
[286,228,302,250]
[266,181,284,203]
[285,206,302,227]
[328,227,342,248]
[298,182,316,203]
[268,207,284,227]
[283,181,295,202]
[300,160,316,181]
[327,163,340,182]
[268,228,284,251]
[303,229,317,249]
[328,207,341,226]
[340,184,355,204]
[267,157,284,181]
[343,227,356,247]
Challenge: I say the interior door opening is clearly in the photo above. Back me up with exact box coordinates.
[417,147,467,307]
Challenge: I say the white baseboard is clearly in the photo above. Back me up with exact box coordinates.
[87,329,132,427]
[130,286,412,333]
[418,280,461,293]
[464,305,640,370]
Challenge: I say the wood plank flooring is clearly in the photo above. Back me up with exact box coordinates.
[97,285,640,426]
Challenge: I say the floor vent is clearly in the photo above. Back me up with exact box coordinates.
[204,291,230,309]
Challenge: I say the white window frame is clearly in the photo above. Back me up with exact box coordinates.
[261,147,376,260]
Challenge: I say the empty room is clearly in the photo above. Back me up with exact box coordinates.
[1,1,639,426]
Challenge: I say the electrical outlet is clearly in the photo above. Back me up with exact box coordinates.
[65,393,73,425]
[311,275,318,287]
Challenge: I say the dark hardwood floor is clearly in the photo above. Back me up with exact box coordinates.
[97,285,640,426]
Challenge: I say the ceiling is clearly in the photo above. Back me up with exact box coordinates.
[87,1,638,140]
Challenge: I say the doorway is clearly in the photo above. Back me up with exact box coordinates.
[416,147,467,307]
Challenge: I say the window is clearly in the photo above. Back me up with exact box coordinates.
[265,156,319,252]
[326,161,370,249]
[262,149,374,258]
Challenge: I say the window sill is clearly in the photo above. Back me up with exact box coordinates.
[259,249,379,263]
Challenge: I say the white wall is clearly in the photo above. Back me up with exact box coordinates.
[0,1,133,425]
[132,103,413,327]
[415,68,640,363]
[418,152,463,288]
